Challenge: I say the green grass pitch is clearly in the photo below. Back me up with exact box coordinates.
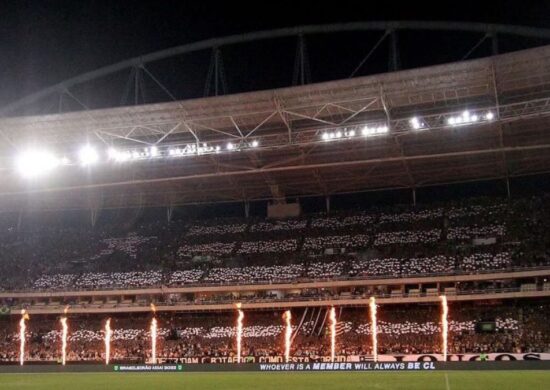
[0,371,549,390]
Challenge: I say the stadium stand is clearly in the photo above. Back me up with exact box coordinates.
[0,194,549,291]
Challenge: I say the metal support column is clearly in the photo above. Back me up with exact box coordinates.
[214,49,219,96]
[90,208,99,227]
[299,35,305,85]
[389,30,400,71]
[244,201,250,218]
[17,210,23,231]
[490,32,499,55]
[293,34,310,85]
[134,66,140,105]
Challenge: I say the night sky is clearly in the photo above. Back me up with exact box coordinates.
[1,1,550,109]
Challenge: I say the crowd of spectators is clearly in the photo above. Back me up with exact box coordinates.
[177,242,234,257]
[303,234,369,251]
[250,220,307,232]
[74,271,163,289]
[0,194,549,292]
[168,270,204,285]
[90,233,157,260]
[186,223,247,236]
[20,249,519,291]
[0,302,547,363]
[310,214,375,229]
[350,252,513,277]
[237,239,298,254]
[1,248,540,293]
[373,229,441,246]
[203,264,305,284]
[447,225,506,241]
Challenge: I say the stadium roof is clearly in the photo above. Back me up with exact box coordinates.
[2,44,550,211]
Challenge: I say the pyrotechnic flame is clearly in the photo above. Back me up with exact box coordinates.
[283,310,292,363]
[329,307,336,362]
[236,305,244,363]
[150,317,158,364]
[150,303,156,313]
[440,295,449,361]
[60,316,68,366]
[19,310,29,366]
[104,318,112,365]
[63,305,69,315]
[369,297,378,362]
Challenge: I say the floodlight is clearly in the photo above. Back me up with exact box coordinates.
[107,148,118,159]
[410,117,421,130]
[16,149,60,178]
[78,145,99,165]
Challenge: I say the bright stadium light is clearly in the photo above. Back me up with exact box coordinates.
[319,128,358,140]
[107,148,118,160]
[149,146,159,157]
[227,142,234,150]
[16,149,60,178]
[410,117,424,130]
[361,124,388,137]
[251,140,259,148]
[107,148,130,162]
[78,145,99,166]
[120,151,132,162]
[447,110,493,127]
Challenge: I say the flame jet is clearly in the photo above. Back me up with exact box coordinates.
[329,307,336,362]
[236,303,244,363]
[369,297,378,362]
[283,310,292,363]
[150,304,157,364]
[19,310,29,366]
[104,318,112,365]
[60,306,69,366]
[440,295,449,361]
